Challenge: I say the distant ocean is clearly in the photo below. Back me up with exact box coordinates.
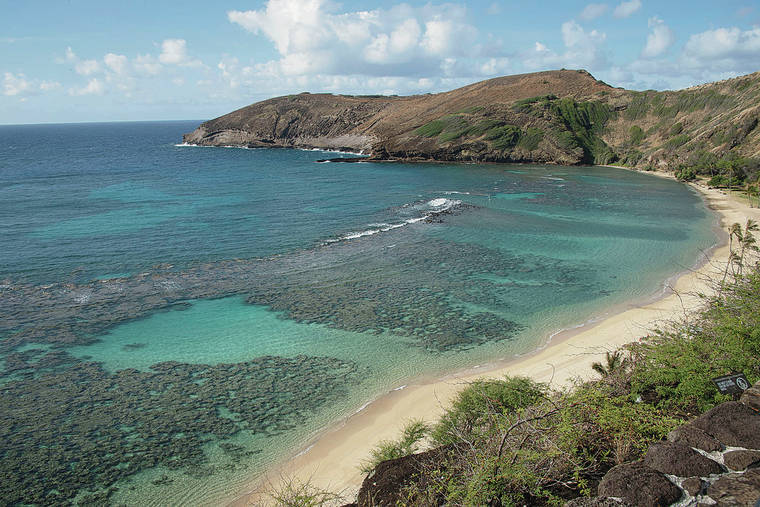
[0,120,716,505]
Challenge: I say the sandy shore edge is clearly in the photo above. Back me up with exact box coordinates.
[228,172,759,506]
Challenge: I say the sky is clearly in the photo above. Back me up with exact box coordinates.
[1,0,759,124]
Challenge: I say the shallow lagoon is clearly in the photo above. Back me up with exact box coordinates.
[0,121,716,504]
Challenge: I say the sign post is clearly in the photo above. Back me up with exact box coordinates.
[712,373,751,396]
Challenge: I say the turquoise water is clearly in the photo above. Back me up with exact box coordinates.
[0,121,716,505]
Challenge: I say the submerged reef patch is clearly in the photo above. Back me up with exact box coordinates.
[0,354,360,505]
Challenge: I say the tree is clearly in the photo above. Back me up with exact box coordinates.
[591,351,627,378]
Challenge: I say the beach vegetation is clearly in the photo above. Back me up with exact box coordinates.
[269,476,346,506]
[360,419,430,475]
[674,165,697,181]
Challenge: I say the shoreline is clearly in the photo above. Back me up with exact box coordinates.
[227,171,759,506]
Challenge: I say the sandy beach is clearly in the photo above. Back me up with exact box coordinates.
[229,173,760,506]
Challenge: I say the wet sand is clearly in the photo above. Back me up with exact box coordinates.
[228,174,759,506]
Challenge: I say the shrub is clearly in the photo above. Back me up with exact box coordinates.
[675,165,697,181]
[431,376,547,446]
[629,262,760,414]
[361,419,430,474]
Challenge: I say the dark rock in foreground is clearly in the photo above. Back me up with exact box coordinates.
[596,462,682,506]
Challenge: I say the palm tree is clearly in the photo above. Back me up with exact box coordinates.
[592,351,627,377]
[737,219,759,275]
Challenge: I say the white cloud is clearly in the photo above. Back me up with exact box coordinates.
[613,0,641,18]
[227,0,484,80]
[75,59,100,76]
[3,72,32,96]
[683,27,760,64]
[39,81,61,91]
[3,72,61,98]
[580,3,608,21]
[525,21,608,71]
[134,54,162,75]
[641,16,675,58]
[159,39,188,64]
[104,53,128,74]
[69,78,105,96]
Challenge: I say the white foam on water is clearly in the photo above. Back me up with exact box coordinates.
[323,198,462,245]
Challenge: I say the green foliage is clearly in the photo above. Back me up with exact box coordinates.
[361,419,430,474]
[664,134,689,149]
[431,376,546,446]
[623,92,652,120]
[623,89,734,122]
[629,264,760,414]
[269,477,345,506]
[670,122,683,136]
[512,94,558,112]
[415,119,447,137]
[517,127,544,151]
[629,125,645,146]
[675,165,697,181]
[485,124,522,150]
[549,98,617,164]
[414,115,475,142]
[558,386,681,464]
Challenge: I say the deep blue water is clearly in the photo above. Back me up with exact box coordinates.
[0,121,716,505]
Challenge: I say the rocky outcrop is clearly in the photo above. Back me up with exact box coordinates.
[355,446,452,506]
[185,69,760,167]
[709,468,760,505]
[642,441,723,477]
[597,462,683,506]
[571,385,760,506]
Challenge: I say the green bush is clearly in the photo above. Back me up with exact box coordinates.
[361,419,430,474]
[432,376,547,446]
[629,265,760,413]
[675,165,697,181]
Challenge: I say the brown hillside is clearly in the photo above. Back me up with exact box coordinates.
[184,69,760,169]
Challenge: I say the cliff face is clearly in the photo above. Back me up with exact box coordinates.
[184,69,760,168]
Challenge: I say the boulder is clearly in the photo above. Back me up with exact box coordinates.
[667,424,722,452]
[643,441,722,477]
[356,446,451,507]
[707,468,760,506]
[723,450,760,471]
[691,401,760,449]
[680,477,704,497]
[740,383,760,412]
[597,462,682,506]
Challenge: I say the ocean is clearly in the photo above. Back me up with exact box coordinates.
[0,120,716,505]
